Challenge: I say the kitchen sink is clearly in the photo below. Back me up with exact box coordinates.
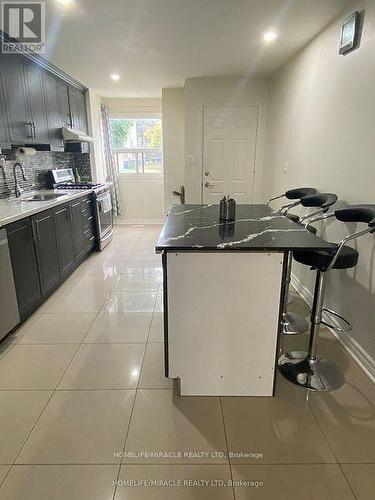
[22,193,66,202]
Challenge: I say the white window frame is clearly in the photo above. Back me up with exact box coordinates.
[110,115,163,179]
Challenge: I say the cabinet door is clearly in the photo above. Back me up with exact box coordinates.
[0,54,32,143]
[0,55,11,148]
[23,60,49,144]
[70,199,86,261]
[32,210,60,296]
[77,91,88,133]
[53,203,75,277]
[68,87,87,132]
[58,81,72,128]
[6,218,42,320]
[43,72,64,151]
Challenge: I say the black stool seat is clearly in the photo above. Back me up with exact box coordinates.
[286,213,300,223]
[293,244,359,271]
[306,225,317,235]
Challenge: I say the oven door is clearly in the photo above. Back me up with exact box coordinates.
[95,191,113,239]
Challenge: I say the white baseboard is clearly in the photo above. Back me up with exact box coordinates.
[291,274,375,383]
[114,219,164,225]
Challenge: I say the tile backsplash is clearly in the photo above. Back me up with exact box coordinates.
[0,151,92,199]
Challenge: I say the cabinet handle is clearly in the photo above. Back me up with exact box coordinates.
[54,207,67,215]
[72,202,80,208]
[32,121,37,139]
[31,221,38,241]
[32,221,40,241]
[26,121,34,138]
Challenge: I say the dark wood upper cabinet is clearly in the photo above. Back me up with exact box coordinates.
[43,72,64,151]
[0,54,32,144]
[6,217,42,320]
[0,55,11,148]
[32,210,60,296]
[22,60,49,144]
[68,86,88,133]
[58,80,72,128]
[0,53,87,147]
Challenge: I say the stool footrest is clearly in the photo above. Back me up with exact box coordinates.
[322,308,352,332]
[281,312,309,335]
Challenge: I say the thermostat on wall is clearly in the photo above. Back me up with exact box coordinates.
[339,11,361,55]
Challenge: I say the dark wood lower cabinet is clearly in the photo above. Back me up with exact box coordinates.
[32,210,60,296]
[71,199,86,261]
[53,203,75,278]
[6,218,42,320]
[5,194,96,325]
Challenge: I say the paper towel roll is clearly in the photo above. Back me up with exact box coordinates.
[17,147,37,156]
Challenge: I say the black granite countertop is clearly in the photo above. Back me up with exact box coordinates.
[155,204,332,252]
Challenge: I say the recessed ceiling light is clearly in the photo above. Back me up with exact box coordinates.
[263,31,278,43]
[56,0,75,6]
[110,74,120,81]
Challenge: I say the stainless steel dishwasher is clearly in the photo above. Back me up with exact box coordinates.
[0,228,20,340]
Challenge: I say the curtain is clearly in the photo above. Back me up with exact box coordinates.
[100,104,121,216]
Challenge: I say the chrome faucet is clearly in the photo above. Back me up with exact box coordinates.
[13,162,28,198]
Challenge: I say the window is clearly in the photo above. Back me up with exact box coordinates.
[110,118,163,175]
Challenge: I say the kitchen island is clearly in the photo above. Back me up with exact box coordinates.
[156,204,332,396]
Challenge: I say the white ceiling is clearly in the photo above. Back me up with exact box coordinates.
[44,0,353,97]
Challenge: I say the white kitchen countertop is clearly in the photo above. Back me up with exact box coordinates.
[0,189,94,228]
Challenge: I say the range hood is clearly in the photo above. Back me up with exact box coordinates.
[62,127,94,143]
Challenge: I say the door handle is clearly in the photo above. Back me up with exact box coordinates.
[204,182,214,188]
[172,185,185,204]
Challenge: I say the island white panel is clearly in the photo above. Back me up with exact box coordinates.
[167,251,284,396]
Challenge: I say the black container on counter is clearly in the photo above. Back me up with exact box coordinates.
[219,196,236,222]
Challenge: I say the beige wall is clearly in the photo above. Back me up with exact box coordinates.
[184,77,269,203]
[264,0,375,371]
[102,98,162,118]
[162,88,185,212]
[117,177,164,224]
[102,98,165,224]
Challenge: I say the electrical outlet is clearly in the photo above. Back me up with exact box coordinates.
[282,161,288,175]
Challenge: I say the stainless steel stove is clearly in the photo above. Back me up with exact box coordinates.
[48,168,113,251]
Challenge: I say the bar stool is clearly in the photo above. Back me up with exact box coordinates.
[281,193,338,335]
[267,188,318,306]
[278,205,375,391]
[267,187,318,217]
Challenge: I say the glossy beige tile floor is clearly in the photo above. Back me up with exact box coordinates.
[0,225,374,499]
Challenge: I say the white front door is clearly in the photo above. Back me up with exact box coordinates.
[202,105,258,203]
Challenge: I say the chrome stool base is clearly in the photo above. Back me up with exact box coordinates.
[282,312,309,335]
[278,351,344,392]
